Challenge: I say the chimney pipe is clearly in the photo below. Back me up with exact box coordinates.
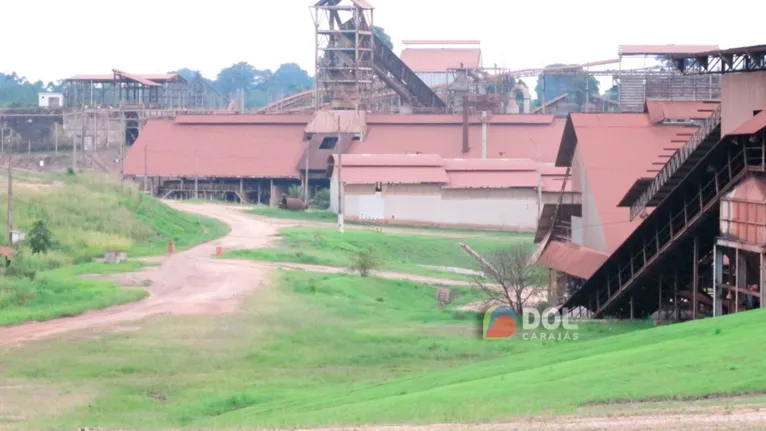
[481,111,488,159]
[462,95,470,154]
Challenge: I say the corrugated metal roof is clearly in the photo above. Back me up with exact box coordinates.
[557,113,706,252]
[729,110,766,136]
[399,48,481,73]
[333,153,445,167]
[123,120,304,178]
[366,114,555,125]
[619,45,719,56]
[175,114,312,125]
[645,100,719,124]
[354,119,566,162]
[329,154,448,185]
[537,240,608,280]
[306,110,366,134]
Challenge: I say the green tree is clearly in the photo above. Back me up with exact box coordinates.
[534,64,600,110]
[215,62,259,98]
[28,219,53,255]
[0,72,47,108]
[373,26,394,50]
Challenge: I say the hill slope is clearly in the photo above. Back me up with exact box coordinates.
[0,171,229,325]
[209,308,766,428]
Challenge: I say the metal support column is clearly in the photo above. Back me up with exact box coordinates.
[692,235,699,320]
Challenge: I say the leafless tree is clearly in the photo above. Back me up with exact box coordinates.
[460,243,546,313]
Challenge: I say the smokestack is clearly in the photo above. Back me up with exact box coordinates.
[481,111,487,159]
[462,95,470,154]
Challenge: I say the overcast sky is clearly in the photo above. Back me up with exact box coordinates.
[2,0,763,94]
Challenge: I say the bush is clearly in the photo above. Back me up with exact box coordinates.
[350,247,378,277]
[287,184,302,199]
[311,188,331,210]
[5,248,37,280]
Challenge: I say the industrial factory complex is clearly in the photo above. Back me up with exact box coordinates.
[2,0,766,323]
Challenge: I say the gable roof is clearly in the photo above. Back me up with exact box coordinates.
[123,119,305,179]
[355,116,566,163]
[644,100,720,124]
[328,153,449,185]
[400,48,481,72]
[558,113,707,251]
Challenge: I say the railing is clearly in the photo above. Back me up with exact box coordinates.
[629,104,722,220]
[591,142,751,316]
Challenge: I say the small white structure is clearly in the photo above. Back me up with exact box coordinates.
[38,92,64,108]
[327,154,579,231]
[10,231,25,245]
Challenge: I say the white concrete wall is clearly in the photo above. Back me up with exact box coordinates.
[334,181,552,230]
[571,147,607,252]
[38,93,64,107]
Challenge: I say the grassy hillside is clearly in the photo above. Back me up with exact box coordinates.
[0,171,229,326]
[223,226,536,280]
[211,308,766,428]
[1,270,649,429]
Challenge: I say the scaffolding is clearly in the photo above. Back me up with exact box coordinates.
[312,0,375,110]
[62,70,227,110]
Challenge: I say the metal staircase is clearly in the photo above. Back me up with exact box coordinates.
[628,105,722,220]
[564,122,766,318]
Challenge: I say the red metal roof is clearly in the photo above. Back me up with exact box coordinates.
[366,114,554,125]
[729,110,766,136]
[537,240,608,280]
[354,118,566,162]
[123,120,305,179]
[330,154,448,185]
[559,113,704,251]
[619,45,719,56]
[65,72,181,83]
[644,100,719,124]
[0,246,14,258]
[400,48,481,73]
[335,153,445,167]
[175,114,311,125]
[442,158,567,190]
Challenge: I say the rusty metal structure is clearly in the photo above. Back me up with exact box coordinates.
[555,45,766,320]
[63,70,226,110]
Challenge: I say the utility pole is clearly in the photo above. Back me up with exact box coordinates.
[75,109,84,171]
[336,115,344,233]
[6,137,13,245]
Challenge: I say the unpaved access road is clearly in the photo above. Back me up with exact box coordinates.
[0,202,480,347]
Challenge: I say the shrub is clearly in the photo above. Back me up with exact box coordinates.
[350,247,378,277]
[311,188,331,210]
[29,219,53,254]
[287,184,302,199]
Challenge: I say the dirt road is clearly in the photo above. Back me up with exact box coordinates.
[0,202,277,347]
[0,202,486,347]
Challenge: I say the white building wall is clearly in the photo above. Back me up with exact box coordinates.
[38,92,64,108]
[333,179,552,230]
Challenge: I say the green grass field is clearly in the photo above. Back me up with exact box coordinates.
[0,171,229,326]
[222,226,536,281]
[247,206,527,237]
[0,270,654,430]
